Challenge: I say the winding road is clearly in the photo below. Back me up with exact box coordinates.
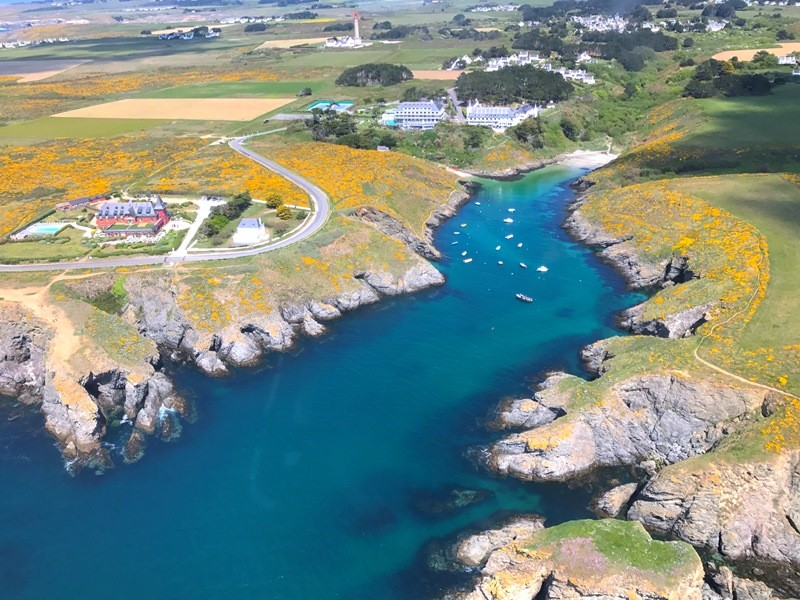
[0,132,331,273]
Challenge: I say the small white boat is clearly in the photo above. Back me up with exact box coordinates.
[475,202,482,205]
[517,243,523,248]
[451,241,459,245]
[460,223,467,228]
[520,263,528,269]
[537,266,549,272]
[515,293,533,303]
[463,258,473,264]
[454,231,460,235]
[505,234,514,240]
[461,251,467,256]
[503,218,514,223]
[495,245,501,250]
[498,261,504,265]
[508,208,516,213]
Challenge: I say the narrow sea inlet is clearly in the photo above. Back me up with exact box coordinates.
[0,166,642,598]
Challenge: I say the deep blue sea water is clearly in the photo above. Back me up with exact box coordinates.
[0,166,642,599]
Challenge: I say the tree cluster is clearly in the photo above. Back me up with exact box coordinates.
[683,59,773,98]
[456,64,574,104]
[335,63,413,87]
[200,192,252,238]
[371,25,429,40]
[305,109,398,150]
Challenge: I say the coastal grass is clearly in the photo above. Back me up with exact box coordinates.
[683,85,800,151]
[0,227,89,263]
[668,173,800,393]
[528,519,699,578]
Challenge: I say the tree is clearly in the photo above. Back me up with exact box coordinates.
[629,5,653,22]
[777,29,795,41]
[297,87,312,97]
[140,29,152,35]
[264,193,282,208]
[683,37,694,48]
[276,204,292,220]
[752,50,779,68]
[244,22,267,33]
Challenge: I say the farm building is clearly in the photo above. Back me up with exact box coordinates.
[56,194,107,212]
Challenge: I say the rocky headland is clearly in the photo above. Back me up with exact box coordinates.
[459,165,800,597]
[0,181,474,475]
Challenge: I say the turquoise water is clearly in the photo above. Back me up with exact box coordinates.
[0,166,641,598]
[306,100,355,111]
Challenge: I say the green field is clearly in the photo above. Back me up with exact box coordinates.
[141,80,330,99]
[671,174,800,353]
[0,227,88,262]
[0,117,165,139]
[685,85,800,150]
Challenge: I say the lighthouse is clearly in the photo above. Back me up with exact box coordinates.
[353,12,362,46]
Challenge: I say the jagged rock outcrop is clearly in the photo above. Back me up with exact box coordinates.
[351,206,440,260]
[40,366,189,475]
[592,482,639,518]
[455,515,544,567]
[620,302,710,339]
[494,372,571,430]
[0,305,48,403]
[452,518,705,600]
[627,450,800,596]
[702,565,776,600]
[491,373,764,482]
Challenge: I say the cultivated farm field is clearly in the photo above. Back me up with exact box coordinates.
[53,98,295,121]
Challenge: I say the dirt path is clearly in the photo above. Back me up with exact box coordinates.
[692,240,800,401]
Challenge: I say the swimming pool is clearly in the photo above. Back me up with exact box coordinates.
[306,100,354,112]
[12,222,67,239]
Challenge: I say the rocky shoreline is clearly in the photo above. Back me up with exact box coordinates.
[0,180,477,475]
[452,166,800,598]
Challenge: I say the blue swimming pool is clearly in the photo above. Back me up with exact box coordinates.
[306,100,354,111]
[17,223,66,237]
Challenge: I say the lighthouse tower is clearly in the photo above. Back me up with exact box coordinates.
[353,12,362,46]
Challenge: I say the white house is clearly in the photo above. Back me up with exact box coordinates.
[390,100,446,130]
[576,52,594,64]
[465,101,540,131]
[779,55,798,65]
[793,68,800,76]
[232,217,267,246]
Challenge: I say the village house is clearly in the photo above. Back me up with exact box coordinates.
[465,101,541,131]
[389,100,446,130]
[95,195,170,236]
[232,217,267,246]
[779,55,798,65]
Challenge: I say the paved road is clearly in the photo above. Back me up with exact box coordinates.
[448,87,465,123]
[0,133,331,273]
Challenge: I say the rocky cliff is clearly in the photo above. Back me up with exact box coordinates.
[451,517,705,600]
[0,189,467,474]
[471,169,799,595]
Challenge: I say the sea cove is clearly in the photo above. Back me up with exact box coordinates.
[0,166,642,598]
